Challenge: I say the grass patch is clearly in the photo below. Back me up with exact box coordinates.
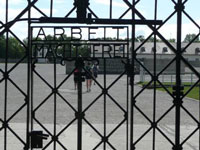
[138,81,200,100]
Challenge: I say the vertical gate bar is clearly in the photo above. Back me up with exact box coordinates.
[126,27,129,150]
[175,0,183,149]
[53,58,57,150]
[26,0,31,149]
[199,83,200,150]
[130,0,136,149]
[126,67,129,150]
[77,61,82,150]
[103,58,107,150]
[109,0,112,19]
[50,0,53,17]
[4,0,9,149]
[152,0,158,149]
[30,27,34,150]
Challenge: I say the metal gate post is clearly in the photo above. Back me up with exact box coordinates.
[130,0,136,149]
[174,0,183,149]
[75,57,85,150]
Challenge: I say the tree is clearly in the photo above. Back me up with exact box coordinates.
[0,35,6,59]
[184,34,199,42]
[168,38,176,42]
[8,37,25,58]
[135,35,145,42]
[0,36,25,59]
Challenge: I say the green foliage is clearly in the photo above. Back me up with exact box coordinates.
[71,44,90,57]
[135,35,145,42]
[184,34,199,42]
[139,81,200,100]
[0,35,6,58]
[168,38,176,42]
[0,35,25,59]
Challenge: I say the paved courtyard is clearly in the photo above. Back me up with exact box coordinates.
[0,64,200,149]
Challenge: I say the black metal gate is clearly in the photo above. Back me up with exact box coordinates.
[0,0,200,150]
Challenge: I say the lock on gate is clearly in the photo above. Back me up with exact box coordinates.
[30,131,49,148]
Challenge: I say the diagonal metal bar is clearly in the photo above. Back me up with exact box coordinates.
[123,0,177,53]
[156,125,175,146]
[57,118,77,137]
[57,140,68,150]
[9,30,27,49]
[8,78,27,97]
[119,8,131,19]
[33,117,53,136]
[0,0,38,36]
[93,141,103,150]
[87,7,99,19]
[156,105,175,124]
[181,56,200,78]
[134,34,155,53]
[181,79,200,100]
[83,93,104,113]
[83,118,103,138]
[33,69,53,89]
[106,93,126,113]
[33,92,53,112]
[57,93,77,112]
[107,118,126,138]
[157,57,176,77]
[134,104,152,124]
[119,0,140,19]
[134,58,153,77]
[183,10,200,29]
[107,70,126,90]
[7,125,26,145]
[7,102,27,122]
[134,80,153,99]
[181,105,199,124]
[171,0,177,5]
[156,10,177,31]
[183,0,188,4]
[181,127,199,145]
[8,55,27,74]
[181,33,200,53]
[32,5,48,17]
[65,6,76,18]
[157,79,175,99]
[0,78,4,83]
[82,67,104,90]
[134,10,176,54]
[42,140,54,150]
[133,126,152,145]
[0,69,4,74]
[0,119,3,131]
[107,141,117,150]
[57,68,76,89]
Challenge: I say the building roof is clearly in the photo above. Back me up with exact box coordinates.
[135,42,200,55]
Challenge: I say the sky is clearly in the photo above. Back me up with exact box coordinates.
[0,0,200,41]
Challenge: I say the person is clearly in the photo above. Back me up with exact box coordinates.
[74,68,79,90]
[85,62,93,92]
[92,63,99,85]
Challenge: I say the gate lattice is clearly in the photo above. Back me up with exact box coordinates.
[0,0,200,150]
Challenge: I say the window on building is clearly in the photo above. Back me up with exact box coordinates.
[195,47,200,54]
[140,47,145,53]
[162,47,168,53]
[151,47,156,53]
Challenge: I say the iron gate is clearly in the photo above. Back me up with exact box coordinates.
[0,0,200,150]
